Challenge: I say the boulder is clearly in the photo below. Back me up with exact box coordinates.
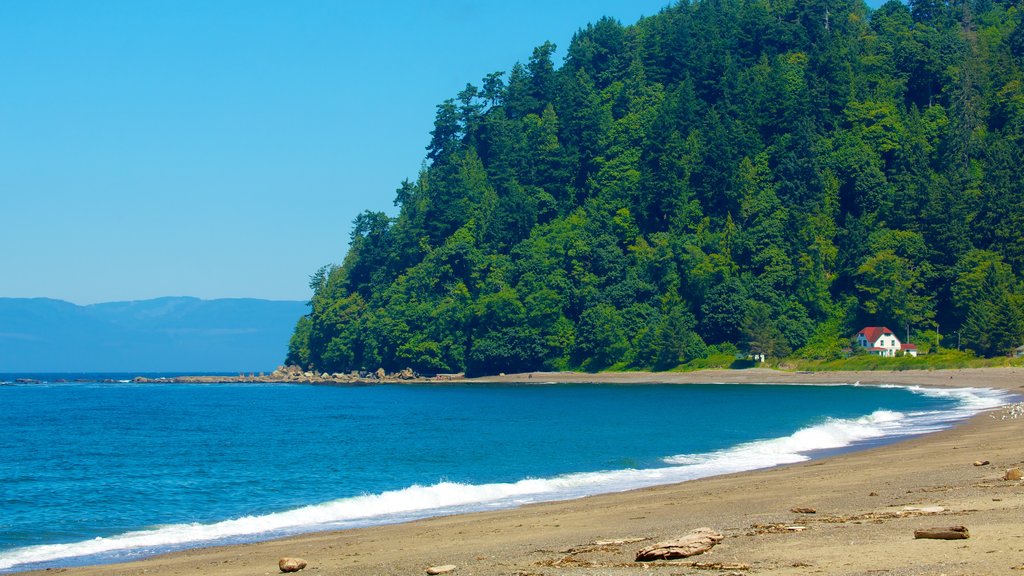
[1004,468,1022,481]
[399,367,416,379]
[278,557,307,572]
[425,565,456,575]
[636,528,724,561]
[375,368,386,379]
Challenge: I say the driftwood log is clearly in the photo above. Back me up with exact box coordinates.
[636,528,724,561]
[914,526,970,540]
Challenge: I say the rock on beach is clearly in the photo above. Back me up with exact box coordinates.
[278,557,307,572]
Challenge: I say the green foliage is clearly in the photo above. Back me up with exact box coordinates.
[961,264,1024,357]
[793,316,849,361]
[285,315,312,368]
[291,1,1024,374]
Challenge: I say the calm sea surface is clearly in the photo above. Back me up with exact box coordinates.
[0,376,1008,571]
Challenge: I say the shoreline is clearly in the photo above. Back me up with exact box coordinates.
[121,365,1024,389]
[10,367,1024,576]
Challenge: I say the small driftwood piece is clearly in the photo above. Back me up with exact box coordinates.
[635,528,723,561]
[914,526,969,540]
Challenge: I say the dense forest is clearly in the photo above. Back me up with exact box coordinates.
[288,0,1024,375]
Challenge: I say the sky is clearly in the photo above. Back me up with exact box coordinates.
[1,0,889,305]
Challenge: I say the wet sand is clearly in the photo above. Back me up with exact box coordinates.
[14,367,1024,576]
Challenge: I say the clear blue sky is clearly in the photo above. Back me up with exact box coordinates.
[0,0,889,305]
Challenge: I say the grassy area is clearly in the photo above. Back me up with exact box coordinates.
[768,351,1024,372]
[587,350,1022,374]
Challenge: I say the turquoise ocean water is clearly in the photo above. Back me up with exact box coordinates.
[0,376,1009,572]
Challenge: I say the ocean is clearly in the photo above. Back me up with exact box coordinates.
[0,376,1009,572]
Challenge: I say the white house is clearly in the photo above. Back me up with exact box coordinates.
[854,326,918,357]
[1014,345,1024,358]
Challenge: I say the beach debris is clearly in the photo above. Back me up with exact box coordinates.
[635,528,723,561]
[688,561,751,571]
[1003,468,1022,481]
[593,537,648,546]
[538,558,748,570]
[425,565,457,575]
[278,557,307,572]
[1000,402,1024,420]
[555,537,649,555]
[781,507,948,530]
[790,507,817,514]
[914,526,969,540]
[746,523,808,535]
[869,492,879,496]
[902,506,945,514]
[974,460,990,466]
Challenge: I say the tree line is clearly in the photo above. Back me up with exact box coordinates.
[288,0,1024,375]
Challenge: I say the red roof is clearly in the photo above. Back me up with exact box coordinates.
[901,343,917,350]
[857,326,895,343]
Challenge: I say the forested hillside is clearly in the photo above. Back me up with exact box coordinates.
[288,0,1024,375]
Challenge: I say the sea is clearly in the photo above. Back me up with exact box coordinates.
[0,374,1011,573]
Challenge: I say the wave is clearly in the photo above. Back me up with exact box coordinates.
[0,384,1010,572]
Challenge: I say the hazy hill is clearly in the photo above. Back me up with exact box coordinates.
[0,297,307,372]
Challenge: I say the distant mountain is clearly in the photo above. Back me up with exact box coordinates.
[0,297,308,372]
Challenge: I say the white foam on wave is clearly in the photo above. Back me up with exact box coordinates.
[663,408,907,467]
[0,383,1011,572]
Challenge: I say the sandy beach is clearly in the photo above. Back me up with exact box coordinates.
[14,367,1024,576]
